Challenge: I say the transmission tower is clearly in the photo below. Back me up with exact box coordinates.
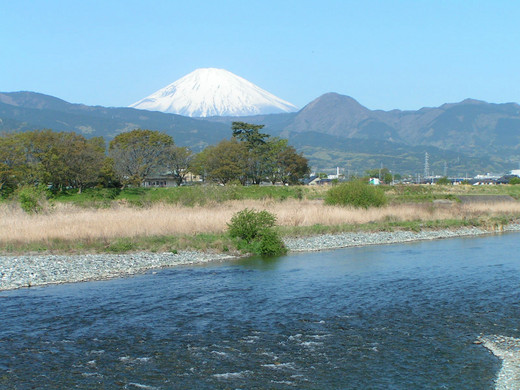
[443,161,447,177]
[424,152,430,178]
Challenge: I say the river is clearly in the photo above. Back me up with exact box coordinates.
[1,233,520,389]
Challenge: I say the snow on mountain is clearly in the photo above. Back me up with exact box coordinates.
[130,68,298,117]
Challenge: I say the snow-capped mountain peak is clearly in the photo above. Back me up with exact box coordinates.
[130,68,298,117]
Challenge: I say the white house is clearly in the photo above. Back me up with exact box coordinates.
[142,175,177,187]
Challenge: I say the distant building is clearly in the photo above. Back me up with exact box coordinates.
[142,172,201,187]
[305,175,336,186]
[474,173,501,180]
[327,167,344,180]
[143,175,176,187]
[305,175,322,186]
[510,169,520,177]
[369,178,380,186]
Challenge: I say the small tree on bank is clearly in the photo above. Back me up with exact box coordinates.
[227,208,286,256]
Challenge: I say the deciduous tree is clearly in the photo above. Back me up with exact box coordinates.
[66,136,106,193]
[277,145,310,184]
[108,129,173,187]
[164,146,193,186]
[0,133,26,196]
[197,139,248,184]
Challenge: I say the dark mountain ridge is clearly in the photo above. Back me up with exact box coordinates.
[0,91,230,150]
[283,93,520,153]
[1,90,518,175]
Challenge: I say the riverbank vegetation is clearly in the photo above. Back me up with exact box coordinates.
[0,123,310,197]
[1,188,520,255]
[2,124,520,255]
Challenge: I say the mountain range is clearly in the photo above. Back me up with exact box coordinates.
[0,91,229,150]
[202,93,520,175]
[1,90,519,176]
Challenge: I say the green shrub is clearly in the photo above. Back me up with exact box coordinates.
[254,228,287,256]
[107,238,137,253]
[228,208,276,241]
[509,177,520,185]
[17,185,49,214]
[227,208,286,256]
[295,187,304,200]
[436,177,450,185]
[325,180,387,208]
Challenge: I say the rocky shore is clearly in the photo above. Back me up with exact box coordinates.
[0,251,237,292]
[284,224,520,252]
[1,224,520,292]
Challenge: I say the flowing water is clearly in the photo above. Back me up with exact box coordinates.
[2,233,520,389]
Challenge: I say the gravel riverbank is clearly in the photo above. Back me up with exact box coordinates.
[1,224,520,291]
[0,251,237,292]
[283,223,520,252]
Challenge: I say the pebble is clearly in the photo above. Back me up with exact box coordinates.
[1,224,519,292]
[0,251,236,291]
[284,224,520,252]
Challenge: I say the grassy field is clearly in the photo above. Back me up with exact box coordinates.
[50,185,322,207]
[2,183,520,255]
[384,183,520,203]
[40,183,520,206]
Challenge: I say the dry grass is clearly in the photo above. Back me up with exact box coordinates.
[2,199,520,245]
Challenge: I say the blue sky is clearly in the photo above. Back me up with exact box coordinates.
[2,0,520,110]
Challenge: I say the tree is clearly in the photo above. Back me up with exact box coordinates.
[261,138,309,185]
[65,136,105,193]
[164,146,193,186]
[97,157,120,188]
[436,176,450,185]
[509,177,520,185]
[1,130,107,194]
[193,122,309,186]
[277,145,310,184]
[0,133,26,196]
[19,130,68,188]
[366,167,393,184]
[318,172,329,179]
[197,139,248,184]
[263,138,288,184]
[12,130,105,192]
[231,121,269,149]
[231,124,310,185]
[190,148,209,183]
[108,129,173,187]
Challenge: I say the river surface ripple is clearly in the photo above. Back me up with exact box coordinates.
[1,233,520,389]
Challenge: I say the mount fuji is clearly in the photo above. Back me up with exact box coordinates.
[129,68,298,117]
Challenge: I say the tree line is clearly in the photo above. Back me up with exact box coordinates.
[0,122,309,197]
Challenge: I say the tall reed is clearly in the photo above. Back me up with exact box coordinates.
[1,200,520,245]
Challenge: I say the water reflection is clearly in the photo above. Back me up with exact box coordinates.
[235,254,284,270]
